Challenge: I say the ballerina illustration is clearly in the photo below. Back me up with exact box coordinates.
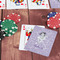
[35,32,47,50]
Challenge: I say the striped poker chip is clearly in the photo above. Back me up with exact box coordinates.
[0,20,2,29]
[0,30,6,40]
[47,12,57,19]
[47,13,60,29]
[1,19,18,37]
[3,13,21,24]
[3,16,7,21]
[0,20,2,24]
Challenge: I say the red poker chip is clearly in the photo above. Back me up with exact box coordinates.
[3,16,7,20]
[47,13,60,29]
[3,13,21,24]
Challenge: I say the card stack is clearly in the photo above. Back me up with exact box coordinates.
[19,24,57,57]
[0,13,21,40]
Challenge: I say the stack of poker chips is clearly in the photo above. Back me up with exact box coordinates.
[47,12,60,29]
[0,20,6,40]
[0,20,2,28]
[0,13,21,40]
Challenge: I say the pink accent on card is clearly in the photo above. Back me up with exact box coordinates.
[23,26,25,30]
[46,4,48,8]
[25,4,27,7]
[0,5,1,8]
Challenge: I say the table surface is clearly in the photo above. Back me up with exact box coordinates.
[0,9,60,60]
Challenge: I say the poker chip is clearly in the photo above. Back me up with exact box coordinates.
[47,13,60,29]
[1,19,18,36]
[0,20,2,24]
[0,30,6,40]
[0,20,2,25]
[3,16,7,21]
[47,12,57,19]
[0,20,2,29]
[3,13,21,24]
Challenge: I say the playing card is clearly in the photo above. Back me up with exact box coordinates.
[19,24,45,51]
[28,0,50,9]
[0,0,5,9]
[49,0,60,8]
[7,0,27,9]
[25,26,57,57]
